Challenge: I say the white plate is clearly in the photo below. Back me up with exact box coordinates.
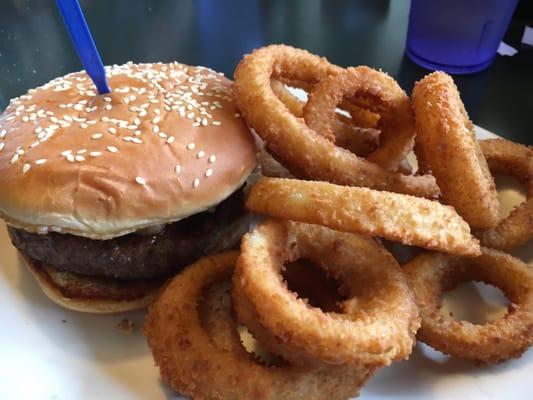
[0,126,531,400]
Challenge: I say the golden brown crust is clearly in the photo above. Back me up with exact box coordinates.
[234,45,440,198]
[304,66,415,171]
[246,178,480,256]
[233,220,420,367]
[23,254,161,313]
[412,71,500,229]
[0,63,257,239]
[404,248,533,364]
[144,251,374,400]
[475,138,533,250]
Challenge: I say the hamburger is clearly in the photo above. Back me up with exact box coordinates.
[0,62,257,313]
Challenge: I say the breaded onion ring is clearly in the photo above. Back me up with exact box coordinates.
[234,44,439,198]
[412,71,500,229]
[476,139,533,251]
[274,76,380,129]
[404,248,533,364]
[246,177,480,256]
[144,251,373,400]
[270,79,380,157]
[304,66,415,172]
[233,220,420,367]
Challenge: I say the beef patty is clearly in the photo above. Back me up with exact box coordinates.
[8,189,250,280]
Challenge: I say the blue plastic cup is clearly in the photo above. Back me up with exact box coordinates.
[406,0,519,74]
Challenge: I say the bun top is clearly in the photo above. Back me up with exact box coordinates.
[0,62,257,239]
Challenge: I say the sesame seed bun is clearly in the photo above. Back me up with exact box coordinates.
[22,254,161,313]
[0,62,257,239]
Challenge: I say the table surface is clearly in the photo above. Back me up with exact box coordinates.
[0,0,532,144]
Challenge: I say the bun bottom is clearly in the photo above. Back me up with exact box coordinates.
[21,253,164,314]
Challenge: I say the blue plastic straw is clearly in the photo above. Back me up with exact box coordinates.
[56,0,110,94]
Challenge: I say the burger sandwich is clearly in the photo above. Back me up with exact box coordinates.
[0,62,257,313]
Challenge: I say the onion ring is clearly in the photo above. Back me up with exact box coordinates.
[412,71,500,229]
[145,251,374,400]
[233,220,420,367]
[275,76,380,129]
[245,177,480,256]
[475,139,533,250]
[303,66,415,171]
[270,78,380,157]
[404,248,533,364]
[234,44,439,198]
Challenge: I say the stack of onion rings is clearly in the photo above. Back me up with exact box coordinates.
[144,251,374,400]
[475,139,533,250]
[234,44,439,198]
[404,248,533,364]
[233,220,420,368]
[412,71,500,229]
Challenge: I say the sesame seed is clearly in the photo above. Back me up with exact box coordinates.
[30,141,40,148]
[10,154,19,163]
[66,154,75,162]
[135,176,146,185]
[134,130,142,136]
[77,149,87,154]
[91,133,103,140]
[16,148,24,155]
[105,104,112,111]
[205,168,213,177]
[90,151,102,157]
[80,123,88,128]
[0,143,4,151]
[197,151,205,159]
[103,96,112,102]
[175,165,181,174]
[22,163,31,174]
[108,127,117,135]
[208,155,216,163]
[61,150,72,156]
[154,108,160,115]
[212,121,221,126]
[186,112,194,119]
[201,118,208,126]
[187,142,196,150]
[192,122,200,127]
[193,178,200,188]
[22,116,29,122]
[166,136,175,144]
[35,159,47,165]
[133,118,141,125]
[158,132,168,138]
[0,130,7,138]
[107,146,118,153]
[152,125,160,133]
[75,155,85,162]
[152,116,161,124]
[132,138,142,144]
